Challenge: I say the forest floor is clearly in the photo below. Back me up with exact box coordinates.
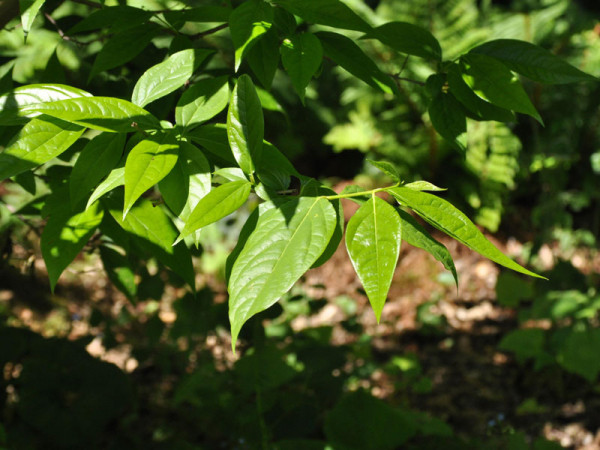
[2,194,600,449]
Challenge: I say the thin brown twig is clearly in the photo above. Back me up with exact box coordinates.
[190,23,228,40]
[43,12,87,46]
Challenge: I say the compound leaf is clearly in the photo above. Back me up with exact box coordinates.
[228,196,337,349]
[346,195,402,321]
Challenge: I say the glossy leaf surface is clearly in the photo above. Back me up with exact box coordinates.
[227,75,264,175]
[86,167,124,210]
[23,97,160,132]
[176,76,229,129]
[229,0,273,71]
[124,133,179,217]
[346,196,402,321]
[388,187,544,278]
[19,0,45,41]
[0,116,84,181]
[176,180,251,244]
[366,159,400,182]
[228,196,337,348]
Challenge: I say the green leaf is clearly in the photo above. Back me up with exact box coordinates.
[176,180,251,244]
[86,167,124,210]
[428,91,467,152]
[0,84,91,125]
[163,6,232,26]
[346,195,402,321]
[22,96,160,132]
[246,28,280,89]
[227,75,264,175]
[0,116,84,181]
[68,5,152,34]
[70,133,126,209]
[124,133,179,217]
[460,53,543,124]
[228,196,337,348]
[175,76,230,130]
[388,187,544,278]
[41,201,104,291]
[19,0,45,42]
[403,181,446,191]
[188,123,236,166]
[229,0,274,71]
[105,194,195,289]
[363,21,441,61]
[366,159,400,182]
[471,39,598,85]
[273,0,371,33]
[447,63,515,123]
[100,245,137,300]
[557,328,600,381]
[281,33,323,103]
[132,49,208,108]
[89,23,161,81]
[397,209,457,288]
[316,31,396,95]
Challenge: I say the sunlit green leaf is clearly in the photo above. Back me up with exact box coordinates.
[228,196,337,349]
[227,75,264,175]
[397,209,457,287]
[176,180,251,244]
[403,181,446,192]
[388,187,544,278]
[41,201,104,291]
[281,33,322,103]
[70,133,126,209]
[19,0,45,42]
[86,167,124,210]
[22,96,160,132]
[0,116,84,181]
[124,133,179,217]
[132,49,210,108]
[175,76,229,130]
[346,195,402,321]
[366,159,400,182]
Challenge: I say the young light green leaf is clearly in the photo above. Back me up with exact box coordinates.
[388,187,545,279]
[346,195,402,321]
[229,0,274,71]
[0,84,91,125]
[316,31,397,95]
[89,23,161,81]
[175,180,251,244]
[22,97,161,132]
[70,133,126,209]
[86,167,124,210]
[175,76,229,130]
[447,63,515,123]
[471,39,597,85]
[214,167,247,182]
[104,194,195,289]
[366,159,400,182]
[132,49,203,108]
[246,29,280,89]
[228,196,337,348]
[273,0,371,33]
[0,116,84,181]
[403,181,446,191]
[281,33,323,103]
[124,133,179,217]
[20,0,45,42]
[100,245,137,300]
[227,75,264,175]
[460,53,543,124]
[41,201,104,291]
[397,209,457,288]
[428,91,467,152]
[363,21,442,61]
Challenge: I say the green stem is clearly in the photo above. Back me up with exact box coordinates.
[321,183,400,201]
